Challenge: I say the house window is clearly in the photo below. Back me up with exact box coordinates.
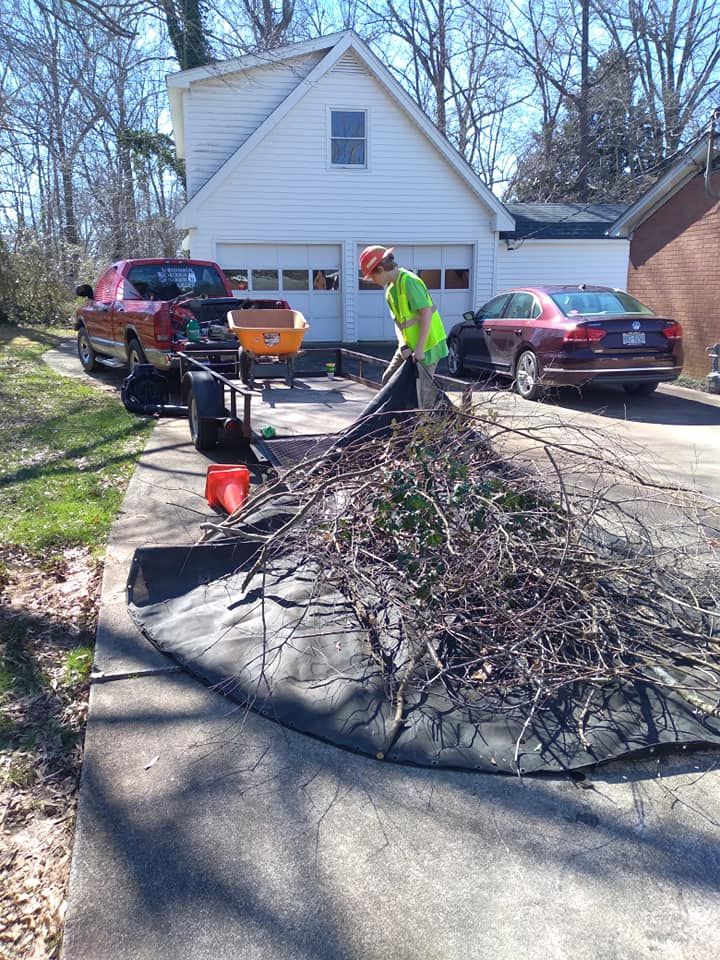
[445,268,470,289]
[331,110,366,166]
[282,270,309,291]
[418,269,441,290]
[252,269,279,290]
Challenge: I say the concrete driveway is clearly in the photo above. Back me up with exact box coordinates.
[49,346,720,960]
[477,381,720,497]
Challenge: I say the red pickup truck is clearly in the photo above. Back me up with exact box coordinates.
[74,258,288,372]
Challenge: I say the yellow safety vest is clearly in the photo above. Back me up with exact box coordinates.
[385,269,448,366]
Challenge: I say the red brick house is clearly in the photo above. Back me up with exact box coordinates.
[608,134,720,378]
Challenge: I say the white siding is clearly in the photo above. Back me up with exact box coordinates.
[495,239,630,292]
[190,50,494,242]
[179,49,501,342]
[183,52,326,197]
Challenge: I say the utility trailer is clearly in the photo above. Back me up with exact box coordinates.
[177,347,391,455]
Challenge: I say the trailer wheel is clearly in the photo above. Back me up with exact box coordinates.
[184,371,223,451]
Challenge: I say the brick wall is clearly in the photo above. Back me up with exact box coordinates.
[627,173,720,379]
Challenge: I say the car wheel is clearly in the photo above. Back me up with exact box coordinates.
[447,337,464,376]
[127,337,146,371]
[623,381,659,396]
[77,327,97,372]
[514,349,542,401]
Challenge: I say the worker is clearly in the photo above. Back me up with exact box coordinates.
[359,245,448,408]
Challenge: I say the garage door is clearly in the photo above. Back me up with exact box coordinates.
[356,244,473,341]
[215,244,342,342]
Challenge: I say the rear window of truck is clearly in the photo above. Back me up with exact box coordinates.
[125,264,227,300]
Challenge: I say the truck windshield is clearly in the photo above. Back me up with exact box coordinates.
[125,264,227,300]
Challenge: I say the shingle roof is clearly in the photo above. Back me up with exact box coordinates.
[501,202,629,240]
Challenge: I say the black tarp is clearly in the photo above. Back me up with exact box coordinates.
[126,361,720,773]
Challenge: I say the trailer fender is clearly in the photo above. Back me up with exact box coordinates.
[182,370,224,413]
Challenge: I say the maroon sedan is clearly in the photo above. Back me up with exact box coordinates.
[446,285,683,400]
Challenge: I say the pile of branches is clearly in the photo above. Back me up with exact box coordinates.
[201,406,720,743]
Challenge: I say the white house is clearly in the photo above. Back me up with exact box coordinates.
[167,31,629,344]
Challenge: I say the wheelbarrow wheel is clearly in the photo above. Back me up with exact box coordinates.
[286,356,295,388]
[239,348,253,387]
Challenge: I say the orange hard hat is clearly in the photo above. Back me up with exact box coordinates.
[359,245,394,281]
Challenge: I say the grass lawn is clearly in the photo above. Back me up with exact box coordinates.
[0,326,151,553]
[0,325,153,959]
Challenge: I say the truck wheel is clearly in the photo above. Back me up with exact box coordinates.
[127,337,146,371]
[77,327,98,372]
[184,371,223,451]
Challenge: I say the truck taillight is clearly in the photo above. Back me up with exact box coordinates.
[153,307,173,342]
[661,321,682,340]
[564,326,606,343]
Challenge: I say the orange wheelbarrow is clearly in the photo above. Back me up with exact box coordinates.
[227,308,310,388]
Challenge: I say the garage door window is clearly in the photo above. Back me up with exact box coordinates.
[418,269,441,290]
[359,265,471,291]
[282,270,309,291]
[313,269,340,291]
[252,269,279,290]
[445,268,469,289]
[226,268,249,291]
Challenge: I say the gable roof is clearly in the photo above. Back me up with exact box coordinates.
[501,203,629,240]
[168,31,514,231]
[607,133,720,237]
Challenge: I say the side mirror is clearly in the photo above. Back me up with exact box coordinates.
[75,284,94,299]
[462,310,475,322]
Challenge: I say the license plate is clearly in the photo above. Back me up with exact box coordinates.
[263,332,281,347]
[622,331,646,346]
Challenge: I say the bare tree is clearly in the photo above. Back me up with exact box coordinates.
[594,0,720,153]
[239,0,295,48]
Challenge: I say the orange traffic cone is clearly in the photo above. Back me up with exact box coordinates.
[205,464,251,514]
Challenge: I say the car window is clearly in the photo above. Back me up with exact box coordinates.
[477,294,511,319]
[505,292,537,319]
[551,290,654,316]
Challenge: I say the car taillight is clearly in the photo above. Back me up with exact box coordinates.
[564,326,607,343]
[661,321,682,340]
